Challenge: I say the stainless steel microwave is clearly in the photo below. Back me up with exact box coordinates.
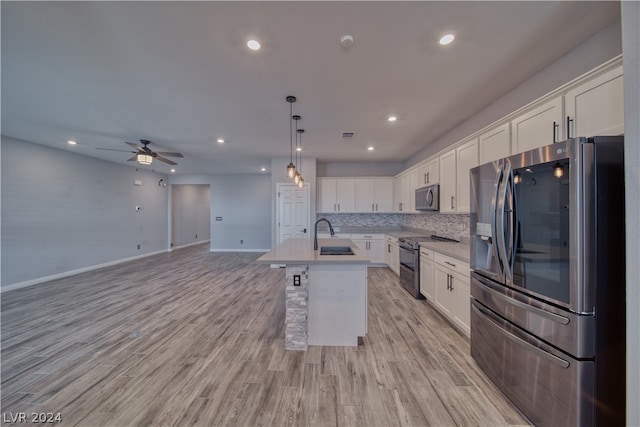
[415,184,439,211]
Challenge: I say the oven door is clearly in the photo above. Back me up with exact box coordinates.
[399,245,420,298]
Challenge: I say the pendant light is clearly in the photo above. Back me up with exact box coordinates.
[513,170,522,184]
[293,114,302,184]
[286,96,297,178]
[297,128,305,188]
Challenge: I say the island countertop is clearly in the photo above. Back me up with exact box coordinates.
[256,238,370,265]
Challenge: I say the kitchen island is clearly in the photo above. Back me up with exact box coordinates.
[257,238,369,350]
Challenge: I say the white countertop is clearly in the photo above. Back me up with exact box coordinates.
[419,240,471,263]
[256,238,370,265]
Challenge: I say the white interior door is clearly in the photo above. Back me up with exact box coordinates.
[277,183,310,244]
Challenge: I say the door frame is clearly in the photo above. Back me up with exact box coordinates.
[276,182,311,245]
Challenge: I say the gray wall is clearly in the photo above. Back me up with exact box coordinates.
[171,184,210,248]
[406,19,623,167]
[622,1,639,423]
[211,175,271,251]
[170,174,272,251]
[1,136,168,288]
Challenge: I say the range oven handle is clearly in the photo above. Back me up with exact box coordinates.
[471,301,570,369]
[472,274,570,325]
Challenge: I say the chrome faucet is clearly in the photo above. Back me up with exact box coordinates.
[314,218,335,250]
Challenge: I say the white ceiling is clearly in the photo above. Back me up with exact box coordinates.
[1,1,620,175]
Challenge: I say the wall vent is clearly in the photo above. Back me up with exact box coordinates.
[341,131,356,140]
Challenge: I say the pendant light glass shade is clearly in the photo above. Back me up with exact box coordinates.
[298,176,304,188]
[513,171,521,184]
[287,163,296,178]
[553,162,564,178]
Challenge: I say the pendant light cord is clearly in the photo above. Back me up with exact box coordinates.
[289,101,293,164]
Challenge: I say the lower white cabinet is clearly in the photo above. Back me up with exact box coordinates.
[433,252,470,336]
[419,247,435,300]
[385,235,400,275]
[352,233,385,265]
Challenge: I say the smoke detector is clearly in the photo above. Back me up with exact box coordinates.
[340,35,354,48]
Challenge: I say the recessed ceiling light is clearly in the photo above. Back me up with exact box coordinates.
[368,146,375,151]
[261,167,267,172]
[170,169,176,173]
[217,139,224,144]
[247,40,261,50]
[67,140,77,145]
[439,34,455,46]
[296,147,302,152]
[388,116,397,122]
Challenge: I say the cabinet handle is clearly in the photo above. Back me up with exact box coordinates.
[446,274,451,290]
[400,202,403,212]
[388,244,391,253]
[338,203,340,212]
[372,203,375,212]
[450,196,455,210]
[427,172,430,184]
[376,203,378,211]
[445,261,456,267]
[450,275,454,291]
[424,173,427,185]
[553,121,559,143]
[334,203,336,212]
[566,116,573,139]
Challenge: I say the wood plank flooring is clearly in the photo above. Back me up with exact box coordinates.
[1,243,530,426]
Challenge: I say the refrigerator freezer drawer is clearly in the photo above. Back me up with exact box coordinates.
[471,300,594,427]
[471,272,595,358]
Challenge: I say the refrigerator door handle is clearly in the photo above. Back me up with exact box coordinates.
[503,163,517,280]
[496,162,510,281]
[491,164,505,277]
[471,301,570,369]
[473,274,570,325]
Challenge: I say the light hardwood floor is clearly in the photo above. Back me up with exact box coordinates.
[1,243,530,426]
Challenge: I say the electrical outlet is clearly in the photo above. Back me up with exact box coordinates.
[293,275,301,286]
[240,239,244,244]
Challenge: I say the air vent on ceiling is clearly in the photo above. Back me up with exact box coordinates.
[341,131,356,140]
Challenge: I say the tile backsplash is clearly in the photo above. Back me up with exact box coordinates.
[316,212,470,239]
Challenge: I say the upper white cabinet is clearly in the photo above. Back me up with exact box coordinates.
[439,150,457,213]
[479,122,511,165]
[317,179,355,213]
[416,157,440,188]
[565,65,624,139]
[393,176,403,213]
[455,138,478,214]
[355,178,393,213]
[438,138,477,214]
[511,96,564,153]
[403,172,415,212]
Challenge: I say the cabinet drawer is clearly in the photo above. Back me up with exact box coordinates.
[419,247,435,261]
[435,253,470,277]
[351,233,384,240]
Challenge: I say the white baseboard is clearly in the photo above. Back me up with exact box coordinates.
[209,248,270,253]
[170,240,210,251]
[1,249,170,293]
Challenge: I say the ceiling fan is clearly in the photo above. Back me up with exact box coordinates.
[96,139,184,165]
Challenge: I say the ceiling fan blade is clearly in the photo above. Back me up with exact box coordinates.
[156,152,184,158]
[125,141,145,152]
[96,148,136,153]
[154,155,177,165]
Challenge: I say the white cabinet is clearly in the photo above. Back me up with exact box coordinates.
[433,253,470,336]
[419,247,435,300]
[511,96,564,153]
[351,233,385,265]
[565,65,624,139]
[439,149,456,213]
[355,178,393,213]
[393,172,413,213]
[479,122,511,165]
[317,179,355,213]
[455,138,478,214]
[416,157,440,188]
[385,235,400,275]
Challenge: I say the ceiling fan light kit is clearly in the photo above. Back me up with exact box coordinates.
[137,153,153,165]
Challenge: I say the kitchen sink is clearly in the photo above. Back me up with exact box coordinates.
[320,246,354,255]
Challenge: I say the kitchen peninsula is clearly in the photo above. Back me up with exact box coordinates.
[257,238,370,350]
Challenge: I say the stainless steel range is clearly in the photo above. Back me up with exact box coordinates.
[399,235,459,299]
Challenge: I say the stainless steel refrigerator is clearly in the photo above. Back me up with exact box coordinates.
[470,136,625,426]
